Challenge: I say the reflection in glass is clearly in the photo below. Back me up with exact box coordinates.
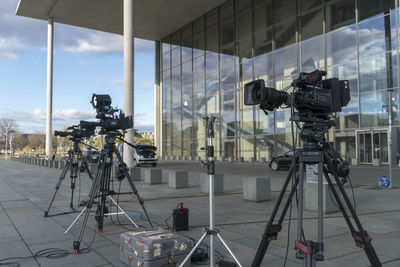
[238,0,252,59]
[325,0,355,32]
[357,0,395,21]
[300,0,322,13]
[274,44,297,79]
[206,10,219,53]
[182,61,193,142]
[359,52,398,92]
[162,51,171,71]
[171,47,181,68]
[326,24,356,66]
[254,52,273,81]
[162,37,171,54]
[300,36,324,72]
[360,90,393,127]
[327,61,358,94]
[334,131,356,161]
[300,8,323,41]
[274,18,296,49]
[193,18,205,58]
[358,15,396,59]
[254,0,273,56]
[220,1,235,55]
[255,134,275,161]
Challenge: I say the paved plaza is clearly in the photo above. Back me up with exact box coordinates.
[0,159,399,266]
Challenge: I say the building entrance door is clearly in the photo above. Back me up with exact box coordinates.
[357,129,388,164]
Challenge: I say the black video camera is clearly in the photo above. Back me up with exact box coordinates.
[244,70,350,120]
[80,94,133,134]
[54,123,96,139]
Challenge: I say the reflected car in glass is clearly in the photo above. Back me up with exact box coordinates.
[269,149,301,171]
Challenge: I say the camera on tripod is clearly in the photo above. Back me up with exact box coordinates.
[244,69,350,121]
[80,94,133,134]
[54,123,96,139]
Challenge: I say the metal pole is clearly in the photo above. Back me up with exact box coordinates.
[45,17,54,158]
[209,135,215,267]
[388,90,393,188]
[123,0,135,169]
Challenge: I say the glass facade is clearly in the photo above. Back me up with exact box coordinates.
[160,0,400,163]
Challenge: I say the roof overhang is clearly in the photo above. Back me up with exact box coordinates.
[16,0,226,40]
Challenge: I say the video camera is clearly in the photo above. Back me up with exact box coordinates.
[80,94,133,134]
[244,70,350,121]
[54,123,96,139]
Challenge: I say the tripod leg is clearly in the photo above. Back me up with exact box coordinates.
[251,158,298,267]
[179,231,208,267]
[70,163,78,210]
[83,160,94,180]
[216,233,242,267]
[44,154,72,217]
[114,149,153,227]
[322,153,381,267]
[73,157,105,253]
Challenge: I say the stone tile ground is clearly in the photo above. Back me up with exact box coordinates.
[0,159,399,266]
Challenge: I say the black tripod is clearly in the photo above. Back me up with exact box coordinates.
[252,120,381,267]
[44,137,94,217]
[68,133,152,253]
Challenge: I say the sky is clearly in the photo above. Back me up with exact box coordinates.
[0,0,155,133]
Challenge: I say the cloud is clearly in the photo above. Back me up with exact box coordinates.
[0,0,154,59]
[139,80,154,91]
[1,108,96,133]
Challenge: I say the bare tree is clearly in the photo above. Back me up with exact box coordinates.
[13,134,29,151]
[0,118,18,157]
[27,133,46,153]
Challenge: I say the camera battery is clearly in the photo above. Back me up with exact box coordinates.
[120,228,192,267]
[173,208,189,231]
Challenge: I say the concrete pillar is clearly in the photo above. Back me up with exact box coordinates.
[123,0,135,169]
[45,17,54,157]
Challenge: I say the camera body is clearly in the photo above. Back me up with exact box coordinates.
[244,70,350,119]
[81,94,133,134]
[54,123,96,139]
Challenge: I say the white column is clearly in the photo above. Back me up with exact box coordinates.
[154,41,161,153]
[45,17,54,157]
[123,0,135,168]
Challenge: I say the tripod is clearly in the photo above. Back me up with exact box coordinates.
[68,133,152,253]
[251,121,381,267]
[44,137,94,217]
[180,116,242,267]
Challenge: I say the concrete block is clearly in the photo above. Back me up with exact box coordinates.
[59,160,65,169]
[260,157,267,164]
[49,160,53,167]
[243,177,271,202]
[130,167,142,181]
[372,158,381,167]
[250,157,256,162]
[304,182,339,213]
[54,161,59,168]
[200,173,223,193]
[228,157,234,162]
[351,158,359,166]
[144,168,162,184]
[239,157,244,162]
[168,170,189,189]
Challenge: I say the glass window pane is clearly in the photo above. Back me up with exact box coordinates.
[220,1,235,55]
[326,24,356,65]
[238,0,252,59]
[334,131,356,161]
[360,90,395,127]
[162,51,171,71]
[274,44,297,80]
[254,52,273,81]
[171,47,181,68]
[325,0,355,32]
[193,18,205,58]
[182,61,193,141]
[300,8,323,41]
[162,37,171,54]
[274,18,296,49]
[254,0,273,55]
[300,0,322,13]
[358,15,396,59]
[240,135,254,160]
[206,10,219,53]
[300,36,324,72]
[255,134,275,161]
[182,25,192,63]
[274,0,296,23]
[171,31,181,50]
[327,61,358,95]
[359,52,398,92]
[357,0,395,21]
